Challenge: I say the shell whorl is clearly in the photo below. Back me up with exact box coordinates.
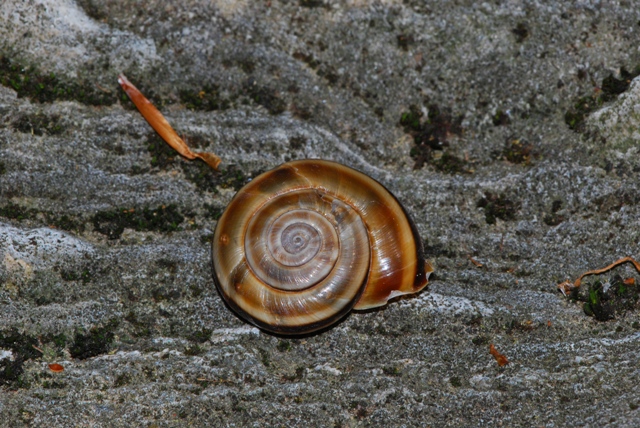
[212,160,432,335]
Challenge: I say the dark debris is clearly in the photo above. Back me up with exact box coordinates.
[477,192,519,225]
[400,104,464,171]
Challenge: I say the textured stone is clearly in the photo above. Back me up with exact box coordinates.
[1,0,640,426]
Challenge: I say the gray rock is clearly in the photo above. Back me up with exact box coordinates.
[1,0,640,426]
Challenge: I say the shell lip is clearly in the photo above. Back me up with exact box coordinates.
[353,260,434,312]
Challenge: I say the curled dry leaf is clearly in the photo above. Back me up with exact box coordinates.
[118,74,221,170]
[557,256,640,295]
[48,363,64,373]
[468,256,483,267]
[489,344,509,367]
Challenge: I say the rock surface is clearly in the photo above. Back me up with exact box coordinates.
[1,0,640,426]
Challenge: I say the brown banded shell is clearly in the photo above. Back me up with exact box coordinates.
[213,160,433,335]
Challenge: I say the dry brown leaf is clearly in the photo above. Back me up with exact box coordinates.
[118,74,221,170]
[489,343,509,367]
[48,363,64,373]
[468,256,483,267]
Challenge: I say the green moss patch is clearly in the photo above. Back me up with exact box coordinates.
[0,203,34,221]
[0,56,114,106]
[277,340,292,352]
[43,333,68,351]
[184,345,204,356]
[594,189,639,213]
[501,139,535,164]
[564,96,603,132]
[92,204,184,239]
[0,330,40,388]
[382,365,403,376]
[185,163,254,193]
[511,23,529,43]
[282,366,305,382]
[113,373,132,387]
[492,109,511,126]
[124,311,154,338]
[199,232,214,246]
[543,199,565,226]
[59,268,92,284]
[245,81,287,115]
[400,104,465,171]
[179,85,230,111]
[183,161,225,192]
[299,0,329,9]
[0,202,85,232]
[203,203,224,220]
[316,65,339,85]
[565,67,640,132]
[69,320,118,360]
[50,214,85,232]
[151,287,181,301]
[430,152,468,174]
[75,0,108,22]
[477,192,519,224]
[146,133,255,193]
[147,134,180,169]
[12,112,65,136]
[188,328,212,344]
[292,52,320,70]
[400,107,422,133]
[396,34,415,51]
[472,335,490,346]
[287,51,340,84]
[570,276,639,321]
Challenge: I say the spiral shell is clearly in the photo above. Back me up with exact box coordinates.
[212,160,433,335]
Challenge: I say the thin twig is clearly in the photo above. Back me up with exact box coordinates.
[558,256,640,295]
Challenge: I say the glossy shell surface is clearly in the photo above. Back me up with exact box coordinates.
[212,160,432,334]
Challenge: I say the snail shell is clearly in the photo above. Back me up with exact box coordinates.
[212,159,433,335]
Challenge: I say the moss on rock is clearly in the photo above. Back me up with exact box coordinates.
[91,205,184,239]
[69,320,119,360]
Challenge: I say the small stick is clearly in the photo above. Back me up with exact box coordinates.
[558,256,640,295]
[467,256,482,267]
[118,74,221,170]
[95,83,112,94]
